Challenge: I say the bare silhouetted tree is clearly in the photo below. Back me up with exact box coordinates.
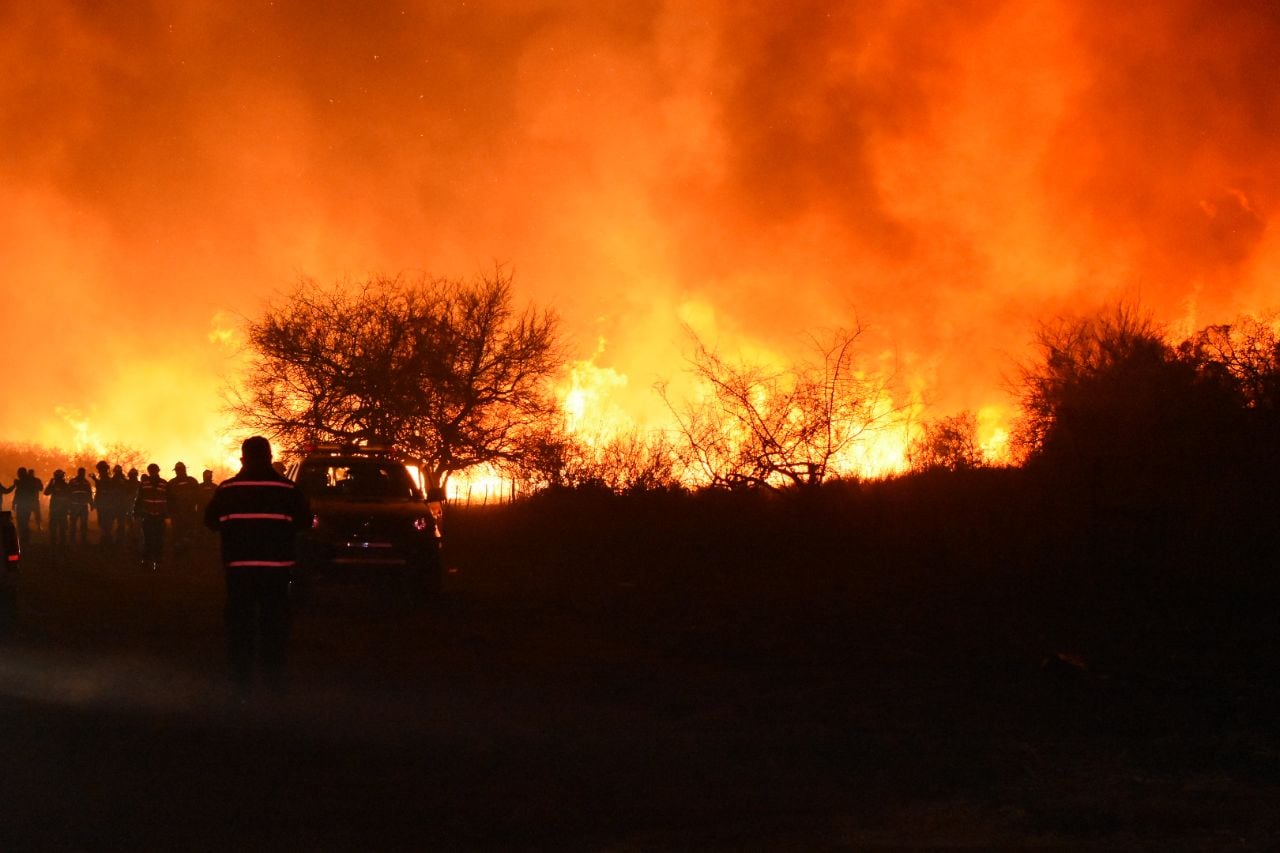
[1178,313,1280,411]
[659,325,897,489]
[231,269,564,488]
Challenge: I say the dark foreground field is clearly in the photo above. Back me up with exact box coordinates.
[2,493,1279,850]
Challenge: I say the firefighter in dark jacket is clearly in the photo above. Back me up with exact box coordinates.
[44,470,71,552]
[134,463,169,569]
[204,436,311,689]
[11,468,39,542]
[195,469,218,543]
[92,461,112,544]
[168,461,200,554]
[67,467,94,546]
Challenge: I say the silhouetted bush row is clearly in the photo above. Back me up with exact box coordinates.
[447,301,1280,673]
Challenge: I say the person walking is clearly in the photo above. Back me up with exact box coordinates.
[134,463,169,570]
[67,467,94,546]
[204,436,311,690]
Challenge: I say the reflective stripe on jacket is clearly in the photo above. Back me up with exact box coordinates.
[204,467,311,569]
[68,477,94,508]
[135,476,169,517]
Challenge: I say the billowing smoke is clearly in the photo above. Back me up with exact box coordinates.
[3,1,1277,468]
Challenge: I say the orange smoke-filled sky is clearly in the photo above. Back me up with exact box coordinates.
[3,1,1278,471]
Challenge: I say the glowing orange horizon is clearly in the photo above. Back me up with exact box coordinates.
[3,3,1277,477]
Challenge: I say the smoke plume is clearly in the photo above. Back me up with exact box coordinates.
[3,1,1277,468]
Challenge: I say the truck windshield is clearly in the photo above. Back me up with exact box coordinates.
[296,459,421,499]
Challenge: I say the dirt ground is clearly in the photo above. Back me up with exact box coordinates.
[1,537,1278,851]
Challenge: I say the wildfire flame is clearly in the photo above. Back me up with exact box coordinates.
[559,342,634,444]
[4,3,1278,483]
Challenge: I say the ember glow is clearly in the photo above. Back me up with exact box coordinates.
[4,2,1278,479]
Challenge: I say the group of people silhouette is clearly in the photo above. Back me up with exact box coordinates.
[1,460,219,567]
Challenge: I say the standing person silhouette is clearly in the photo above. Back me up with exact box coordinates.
[11,469,39,543]
[134,463,169,570]
[66,467,94,546]
[195,469,218,544]
[121,468,140,547]
[28,469,43,532]
[92,461,118,546]
[105,464,130,545]
[168,462,200,555]
[44,470,70,553]
[204,436,310,691]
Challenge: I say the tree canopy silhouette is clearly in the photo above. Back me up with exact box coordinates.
[1015,304,1176,460]
[231,269,564,487]
[1013,303,1266,514]
[1178,314,1280,413]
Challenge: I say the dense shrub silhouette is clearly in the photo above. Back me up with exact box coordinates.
[1010,304,1280,585]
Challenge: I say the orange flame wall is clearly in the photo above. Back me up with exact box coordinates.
[3,2,1278,475]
